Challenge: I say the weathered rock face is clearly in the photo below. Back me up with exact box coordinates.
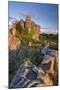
[8,32,21,50]
[11,27,16,36]
[35,25,40,40]
[8,16,41,50]
[8,21,21,50]
[25,16,40,39]
[20,19,24,29]
[25,16,31,29]
[8,17,41,52]
[9,16,58,88]
[31,21,40,40]
[9,49,58,88]
[10,61,44,88]
[38,50,58,78]
[9,45,29,72]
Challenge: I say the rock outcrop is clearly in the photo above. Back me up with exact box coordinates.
[9,16,58,88]
[8,16,41,50]
[8,30,21,50]
[10,61,44,88]
[9,49,58,88]
[25,16,31,33]
[20,19,24,29]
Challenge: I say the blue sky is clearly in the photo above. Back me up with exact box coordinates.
[8,1,58,34]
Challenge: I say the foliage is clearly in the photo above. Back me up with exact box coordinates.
[9,21,58,84]
[39,33,58,50]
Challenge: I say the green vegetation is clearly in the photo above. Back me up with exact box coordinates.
[9,21,58,85]
[15,20,58,50]
[15,22,33,44]
[39,33,58,50]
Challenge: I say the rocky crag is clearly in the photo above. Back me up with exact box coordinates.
[9,16,58,88]
[9,46,58,88]
[9,16,40,50]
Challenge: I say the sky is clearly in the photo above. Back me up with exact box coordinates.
[8,1,58,34]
